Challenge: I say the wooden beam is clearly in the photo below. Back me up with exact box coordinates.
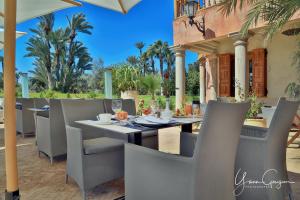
[118,0,127,14]
[61,0,82,7]
[4,0,19,194]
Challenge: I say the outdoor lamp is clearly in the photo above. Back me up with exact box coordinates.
[185,0,205,36]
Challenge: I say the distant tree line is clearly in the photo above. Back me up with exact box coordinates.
[25,12,200,96]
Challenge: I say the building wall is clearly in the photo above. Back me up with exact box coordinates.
[265,33,299,98]
[215,33,299,98]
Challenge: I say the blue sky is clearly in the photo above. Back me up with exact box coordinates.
[10,0,197,73]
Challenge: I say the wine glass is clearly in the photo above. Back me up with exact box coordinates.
[112,99,122,114]
[192,104,200,118]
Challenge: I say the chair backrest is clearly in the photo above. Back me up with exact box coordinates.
[267,98,299,160]
[61,99,105,126]
[260,106,276,127]
[103,99,114,114]
[122,99,136,115]
[16,98,35,133]
[193,101,250,200]
[34,98,49,108]
[49,99,67,156]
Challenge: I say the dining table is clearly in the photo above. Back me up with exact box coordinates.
[75,116,203,145]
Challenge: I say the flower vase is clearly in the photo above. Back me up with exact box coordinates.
[161,97,172,120]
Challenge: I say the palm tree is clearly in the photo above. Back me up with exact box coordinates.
[141,52,149,76]
[135,42,145,56]
[29,60,49,90]
[26,36,54,89]
[219,0,300,40]
[66,13,93,73]
[27,14,55,89]
[153,40,169,78]
[50,28,68,88]
[62,41,93,92]
[127,56,139,66]
[153,40,169,95]
[146,44,156,74]
[164,48,175,75]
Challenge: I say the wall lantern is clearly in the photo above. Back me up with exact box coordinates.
[185,0,205,36]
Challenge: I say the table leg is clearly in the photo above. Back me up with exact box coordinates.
[128,132,142,145]
[181,123,193,132]
[33,111,38,145]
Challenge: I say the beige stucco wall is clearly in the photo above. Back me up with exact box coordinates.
[264,33,299,98]
[215,33,299,99]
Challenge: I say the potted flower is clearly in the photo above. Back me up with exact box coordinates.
[244,93,267,127]
[115,64,140,104]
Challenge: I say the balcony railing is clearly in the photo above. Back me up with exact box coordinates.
[175,0,222,18]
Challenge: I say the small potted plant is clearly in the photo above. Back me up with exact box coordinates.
[115,64,140,103]
[244,93,267,127]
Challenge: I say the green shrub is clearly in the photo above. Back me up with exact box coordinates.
[115,64,140,92]
[87,91,97,99]
[39,90,57,98]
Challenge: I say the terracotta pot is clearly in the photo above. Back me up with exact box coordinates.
[184,104,192,116]
[244,118,267,128]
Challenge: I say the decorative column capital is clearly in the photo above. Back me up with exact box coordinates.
[172,45,186,57]
[234,40,247,47]
[206,53,218,60]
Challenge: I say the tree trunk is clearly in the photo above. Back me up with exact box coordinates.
[151,57,155,74]
[160,57,164,96]
[47,72,53,90]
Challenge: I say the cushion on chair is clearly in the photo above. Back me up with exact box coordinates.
[142,130,158,138]
[83,137,124,155]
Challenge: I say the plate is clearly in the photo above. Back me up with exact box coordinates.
[96,121,113,125]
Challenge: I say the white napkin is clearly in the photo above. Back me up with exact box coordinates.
[143,116,173,124]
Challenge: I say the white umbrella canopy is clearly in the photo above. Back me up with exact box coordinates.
[0,30,26,49]
[0,0,81,26]
[82,0,141,13]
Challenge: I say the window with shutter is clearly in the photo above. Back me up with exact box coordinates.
[252,48,267,97]
[218,54,234,97]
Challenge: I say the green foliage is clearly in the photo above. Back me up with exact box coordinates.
[26,13,93,93]
[87,91,97,99]
[285,82,300,99]
[141,74,161,100]
[39,90,57,98]
[114,64,141,92]
[219,0,300,40]
[246,93,263,119]
[186,61,200,96]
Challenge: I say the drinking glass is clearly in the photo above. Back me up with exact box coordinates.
[192,104,200,118]
[112,99,122,114]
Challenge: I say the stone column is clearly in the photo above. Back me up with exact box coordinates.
[233,38,248,101]
[175,48,186,109]
[206,54,218,101]
[199,56,206,104]
[104,69,112,99]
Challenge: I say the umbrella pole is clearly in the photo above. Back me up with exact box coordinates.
[4,0,19,199]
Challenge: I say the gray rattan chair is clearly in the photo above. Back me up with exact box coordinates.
[235,98,299,200]
[125,101,250,200]
[36,99,66,164]
[61,99,124,200]
[16,98,35,137]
